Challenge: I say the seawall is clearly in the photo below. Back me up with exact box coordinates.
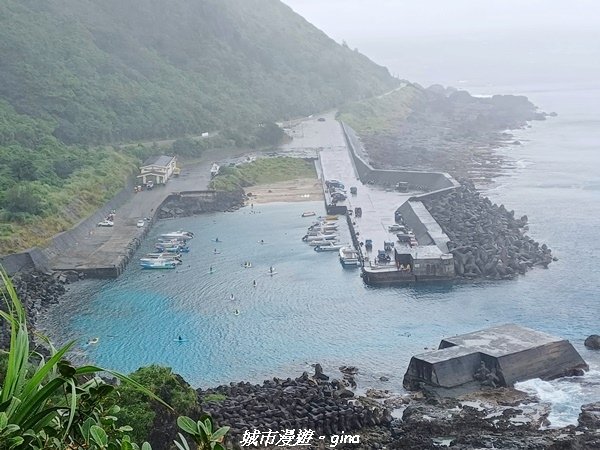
[340,122,460,194]
[0,188,244,278]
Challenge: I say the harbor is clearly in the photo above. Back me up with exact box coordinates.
[284,111,459,284]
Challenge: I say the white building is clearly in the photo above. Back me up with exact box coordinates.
[137,155,177,185]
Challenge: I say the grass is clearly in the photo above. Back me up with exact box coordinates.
[0,149,138,254]
[209,157,317,192]
[337,84,423,135]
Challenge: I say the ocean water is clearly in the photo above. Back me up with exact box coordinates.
[42,84,600,427]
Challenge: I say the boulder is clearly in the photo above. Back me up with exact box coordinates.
[584,335,600,350]
[579,402,600,428]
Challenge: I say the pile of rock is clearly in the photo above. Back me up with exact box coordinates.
[198,365,391,449]
[158,190,245,219]
[1,271,66,348]
[423,181,554,279]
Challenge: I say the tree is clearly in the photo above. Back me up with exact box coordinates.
[2,184,44,216]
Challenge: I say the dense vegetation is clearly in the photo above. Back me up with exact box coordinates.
[209,157,317,192]
[0,0,397,253]
[0,0,396,145]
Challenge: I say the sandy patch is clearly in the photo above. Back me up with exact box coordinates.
[244,178,324,204]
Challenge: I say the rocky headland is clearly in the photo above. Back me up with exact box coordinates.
[343,84,552,182]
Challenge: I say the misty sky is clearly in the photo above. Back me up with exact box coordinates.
[283,0,600,90]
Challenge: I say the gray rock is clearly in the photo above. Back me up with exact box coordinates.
[584,335,600,350]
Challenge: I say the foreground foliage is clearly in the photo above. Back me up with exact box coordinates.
[0,269,230,449]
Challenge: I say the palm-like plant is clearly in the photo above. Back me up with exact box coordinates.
[0,268,171,449]
[175,415,230,450]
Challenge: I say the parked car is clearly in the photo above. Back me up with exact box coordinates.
[331,192,347,202]
[146,180,154,190]
[97,220,114,227]
[136,219,145,228]
[317,117,326,122]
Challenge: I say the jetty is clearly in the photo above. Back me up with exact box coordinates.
[403,324,588,395]
[284,110,460,284]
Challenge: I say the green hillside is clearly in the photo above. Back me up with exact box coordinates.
[0,0,397,145]
[0,0,398,253]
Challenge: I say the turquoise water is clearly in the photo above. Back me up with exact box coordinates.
[43,85,600,425]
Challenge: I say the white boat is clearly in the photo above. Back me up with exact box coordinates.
[314,242,343,252]
[160,230,194,240]
[308,239,339,246]
[305,233,338,242]
[136,219,145,228]
[309,230,337,238]
[141,254,182,264]
[140,258,177,269]
[301,211,316,217]
[156,238,187,245]
[309,221,338,229]
[339,246,361,267]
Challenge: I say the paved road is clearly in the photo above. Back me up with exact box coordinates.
[50,151,223,271]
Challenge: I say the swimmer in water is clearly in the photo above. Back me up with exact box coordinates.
[209,266,213,273]
[178,336,183,341]
[234,309,240,315]
[253,280,257,287]
[230,294,235,300]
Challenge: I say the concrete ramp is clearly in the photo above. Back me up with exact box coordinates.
[404,324,588,394]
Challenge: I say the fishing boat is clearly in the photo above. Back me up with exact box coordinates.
[156,237,187,245]
[140,256,182,265]
[310,221,338,229]
[339,246,361,267]
[155,244,190,253]
[314,242,343,252]
[301,211,316,217]
[308,239,340,246]
[305,229,337,237]
[308,223,338,232]
[140,258,177,269]
[160,230,194,240]
[303,233,338,242]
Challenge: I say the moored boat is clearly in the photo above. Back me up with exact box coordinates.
[160,230,194,240]
[303,233,338,242]
[140,258,177,269]
[301,211,316,217]
[308,239,340,246]
[339,246,361,267]
[155,244,190,253]
[314,242,343,252]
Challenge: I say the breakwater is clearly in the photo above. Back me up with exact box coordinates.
[199,366,391,449]
[423,181,554,279]
[341,122,460,195]
[0,189,244,279]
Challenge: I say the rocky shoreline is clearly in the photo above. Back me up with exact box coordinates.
[0,271,67,349]
[190,366,600,450]
[423,180,554,279]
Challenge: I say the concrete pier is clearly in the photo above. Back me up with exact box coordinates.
[403,324,589,395]
[289,112,458,284]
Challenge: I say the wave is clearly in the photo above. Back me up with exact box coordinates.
[516,372,600,428]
